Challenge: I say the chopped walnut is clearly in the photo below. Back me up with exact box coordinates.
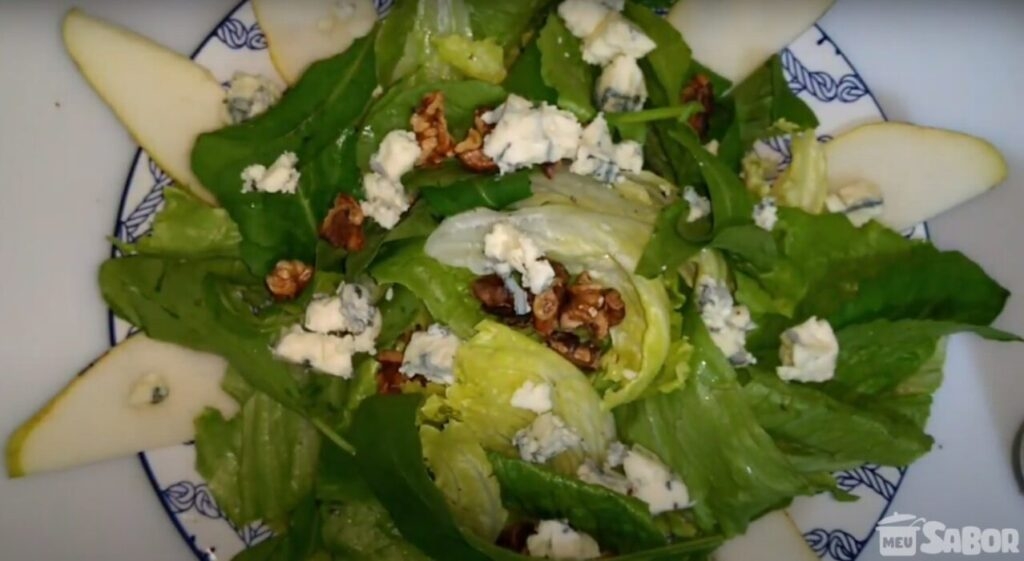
[547,331,602,371]
[681,74,714,140]
[411,91,455,167]
[320,194,365,251]
[454,109,498,173]
[375,350,405,395]
[559,272,625,340]
[532,262,570,335]
[471,274,521,317]
[265,260,313,301]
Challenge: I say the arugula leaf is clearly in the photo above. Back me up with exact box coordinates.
[127,187,241,257]
[231,495,323,561]
[537,13,596,121]
[466,0,555,54]
[421,171,533,216]
[503,39,558,104]
[708,224,778,271]
[668,127,755,232]
[192,37,377,274]
[357,79,507,169]
[370,239,486,338]
[194,392,321,529]
[635,201,702,278]
[489,453,667,553]
[375,0,474,86]
[623,2,691,104]
[615,304,829,536]
[377,285,431,349]
[345,202,439,279]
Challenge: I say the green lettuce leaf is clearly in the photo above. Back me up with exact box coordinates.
[623,2,691,104]
[194,392,321,528]
[376,0,472,86]
[435,35,508,84]
[489,453,667,553]
[635,201,703,278]
[537,13,596,121]
[421,170,533,216]
[126,186,241,257]
[669,127,755,232]
[370,239,485,338]
[191,37,377,274]
[231,495,324,561]
[615,304,829,536]
[421,422,508,541]
[772,131,828,214]
[345,202,439,279]
[503,38,558,104]
[465,0,554,55]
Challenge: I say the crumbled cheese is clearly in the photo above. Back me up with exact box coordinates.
[526,520,601,560]
[622,447,691,515]
[504,274,532,315]
[484,222,556,294]
[513,413,582,464]
[595,55,647,113]
[482,95,583,174]
[570,114,643,183]
[697,276,756,367]
[826,180,884,227]
[384,286,394,301]
[275,282,381,378]
[704,139,720,156]
[581,13,656,66]
[360,172,410,229]
[682,186,711,223]
[777,316,839,383]
[577,459,630,495]
[224,72,282,124]
[510,380,554,414]
[371,130,421,181]
[558,0,614,39]
[753,196,779,231]
[400,324,461,385]
[241,152,300,194]
[605,441,628,468]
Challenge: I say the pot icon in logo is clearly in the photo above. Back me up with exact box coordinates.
[877,512,927,557]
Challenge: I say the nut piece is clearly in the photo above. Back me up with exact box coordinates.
[532,262,570,336]
[320,193,366,251]
[375,349,406,395]
[559,272,626,340]
[266,260,313,301]
[547,331,602,371]
[680,74,714,139]
[472,274,522,318]
[454,109,498,173]
[411,91,455,167]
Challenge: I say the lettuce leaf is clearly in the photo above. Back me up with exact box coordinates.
[191,37,377,274]
[503,37,558,104]
[537,13,596,121]
[772,131,827,214]
[421,422,508,541]
[623,2,691,105]
[435,35,508,84]
[124,186,241,257]
[488,453,667,553]
[615,304,830,536]
[376,0,473,86]
[370,239,486,338]
[421,171,533,216]
[465,0,554,55]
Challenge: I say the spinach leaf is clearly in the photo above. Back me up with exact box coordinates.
[503,39,558,104]
[377,285,432,349]
[623,2,691,104]
[635,201,702,278]
[537,13,596,121]
[357,80,507,169]
[375,0,419,85]
[194,393,321,529]
[370,239,486,338]
[488,453,667,553]
[345,202,439,279]
[466,0,555,54]
[191,36,377,274]
[127,186,241,257]
[668,127,755,232]
[375,0,474,86]
[231,496,323,561]
[708,225,778,272]
[615,304,829,536]
[421,171,533,216]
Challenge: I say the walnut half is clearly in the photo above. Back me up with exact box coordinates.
[320,193,366,251]
[547,331,602,371]
[411,91,455,167]
[681,74,714,140]
[266,260,313,301]
[454,109,498,173]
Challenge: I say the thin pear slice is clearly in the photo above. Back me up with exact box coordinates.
[714,510,818,561]
[825,122,1009,231]
[6,335,237,478]
[667,0,834,85]
[62,9,224,204]
[253,0,377,85]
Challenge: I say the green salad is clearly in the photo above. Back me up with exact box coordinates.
[9,0,1018,560]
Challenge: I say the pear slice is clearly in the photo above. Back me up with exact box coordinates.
[253,0,377,85]
[825,122,1009,231]
[6,335,237,478]
[62,9,224,204]
[714,510,818,561]
[667,0,834,85]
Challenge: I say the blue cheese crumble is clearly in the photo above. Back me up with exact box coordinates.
[371,130,421,181]
[826,180,884,227]
[753,196,779,231]
[622,447,691,515]
[526,520,601,560]
[697,276,756,367]
[400,324,460,385]
[777,316,839,383]
[581,12,656,66]
[241,151,300,194]
[361,130,422,229]
[570,114,643,183]
[484,222,556,294]
[682,186,711,223]
[224,72,282,124]
[482,95,583,174]
[558,0,616,38]
[596,55,647,113]
[513,412,582,464]
[510,380,554,414]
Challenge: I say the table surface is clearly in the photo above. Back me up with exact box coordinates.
[2,1,1023,560]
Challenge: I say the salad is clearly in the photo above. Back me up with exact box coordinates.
[6,0,1017,560]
